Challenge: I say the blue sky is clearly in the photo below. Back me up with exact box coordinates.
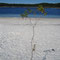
[0,0,60,4]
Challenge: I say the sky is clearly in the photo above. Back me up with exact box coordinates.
[0,0,60,4]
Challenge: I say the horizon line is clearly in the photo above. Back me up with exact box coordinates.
[0,2,60,4]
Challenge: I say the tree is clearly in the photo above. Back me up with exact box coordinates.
[20,4,47,60]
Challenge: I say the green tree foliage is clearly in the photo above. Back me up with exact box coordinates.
[21,5,47,17]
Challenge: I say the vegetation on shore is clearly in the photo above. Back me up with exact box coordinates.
[0,3,60,8]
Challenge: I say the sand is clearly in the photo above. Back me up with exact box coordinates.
[0,18,60,25]
[0,17,60,60]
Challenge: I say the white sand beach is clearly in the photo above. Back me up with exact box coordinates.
[0,18,60,25]
[0,17,60,60]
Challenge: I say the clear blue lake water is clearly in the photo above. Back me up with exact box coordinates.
[0,7,60,18]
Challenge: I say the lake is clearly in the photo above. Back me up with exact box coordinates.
[0,7,60,18]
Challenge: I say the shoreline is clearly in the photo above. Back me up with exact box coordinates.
[0,6,60,8]
[0,17,60,19]
[0,17,60,25]
[0,17,60,20]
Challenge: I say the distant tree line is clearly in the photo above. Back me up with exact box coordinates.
[0,3,60,8]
